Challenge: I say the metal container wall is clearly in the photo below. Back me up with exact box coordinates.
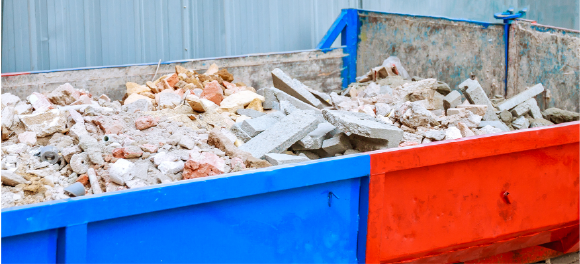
[366,122,580,263]
[2,155,371,263]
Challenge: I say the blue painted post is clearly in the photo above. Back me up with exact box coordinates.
[341,9,359,88]
[317,9,360,89]
[494,8,527,96]
[57,224,87,263]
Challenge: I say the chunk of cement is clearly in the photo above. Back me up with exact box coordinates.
[258,87,278,110]
[402,132,423,144]
[445,127,463,140]
[236,109,265,119]
[239,110,319,159]
[296,122,336,149]
[510,98,542,118]
[478,121,511,132]
[458,79,499,121]
[542,108,580,124]
[158,92,181,109]
[323,110,403,148]
[109,159,135,185]
[280,100,298,115]
[264,153,310,166]
[241,111,286,137]
[306,87,332,106]
[499,110,513,123]
[424,130,446,141]
[230,123,252,142]
[271,68,323,109]
[1,170,29,186]
[270,87,315,112]
[529,118,554,128]
[322,133,352,156]
[19,109,67,137]
[123,99,152,113]
[447,108,467,116]
[512,116,530,130]
[498,83,544,111]
[375,103,391,117]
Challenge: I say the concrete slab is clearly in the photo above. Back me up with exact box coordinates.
[458,78,499,121]
[323,110,403,148]
[239,110,319,159]
[272,68,323,109]
[240,112,286,137]
[264,153,310,166]
[498,83,544,111]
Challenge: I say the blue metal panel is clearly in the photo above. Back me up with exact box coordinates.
[2,154,370,262]
[2,154,369,237]
[86,178,360,263]
[2,229,58,264]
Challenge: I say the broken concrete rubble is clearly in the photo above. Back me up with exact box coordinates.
[323,110,403,148]
[239,110,318,159]
[272,68,323,109]
[542,108,580,124]
[498,83,544,111]
[458,79,499,121]
[264,153,309,166]
[3,59,577,209]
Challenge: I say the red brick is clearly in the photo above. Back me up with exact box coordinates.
[201,81,224,105]
[135,116,158,130]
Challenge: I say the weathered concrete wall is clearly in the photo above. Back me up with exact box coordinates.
[356,11,506,98]
[1,49,346,101]
[507,21,580,112]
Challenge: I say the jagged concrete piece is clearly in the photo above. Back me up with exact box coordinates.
[443,90,461,109]
[240,112,286,137]
[239,110,319,159]
[512,116,530,130]
[323,110,403,148]
[297,122,336,149]
[19,109,67,137]
[322,133,352,156]
[478,121,511,132]
[458,78,499,121]
[498,83,544,111]
[271,68,323,109]
[510,98,542,118]
[231,123,252,142]
[1,170,29,186]
[236,109,265,119]
[264,153,310,166]
[258,87,278,110]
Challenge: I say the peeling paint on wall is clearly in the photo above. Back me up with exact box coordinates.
[507,21,579,112]
[356,11,506,98]
[1,49,346,101]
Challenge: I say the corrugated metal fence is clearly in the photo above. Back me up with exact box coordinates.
[2,0,578,73]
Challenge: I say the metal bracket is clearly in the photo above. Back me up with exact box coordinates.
[494,8,527,96]
[317,9,359,89]
[494,8,527,24]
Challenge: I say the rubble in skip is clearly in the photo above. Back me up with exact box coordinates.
[2,57,578,208]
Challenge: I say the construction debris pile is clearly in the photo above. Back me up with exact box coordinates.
[2,58,578,208]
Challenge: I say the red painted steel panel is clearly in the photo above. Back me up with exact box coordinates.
[464,245,564,263]
[367,122,580,263]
